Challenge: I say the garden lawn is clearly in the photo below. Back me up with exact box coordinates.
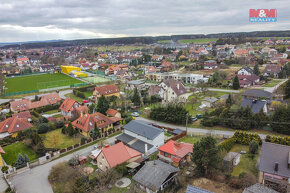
[230,144,259,177]
[64,93,83,103]
[43,129,81,149]
[179,136,202,144]
[178,38,218,44]
[263,79,283,87]
[43,109,59,114]
[5,73,83,94]
[2,142,38,165]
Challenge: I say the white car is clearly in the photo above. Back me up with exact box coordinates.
[131,112,139,117]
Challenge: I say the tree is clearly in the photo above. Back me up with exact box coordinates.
[38,123,50,134]
[226,94,233,106]
[88,103,96,114]
[192,136,221,177]
[284,79,290,99]
[15,153,29,169]
[90,123,100,138]
[249,140,258,155]
[45,132,61,149]
[232,75,240,90]
[67,122,75,137]
[253,63,260,76]
[131,87,141,106]
[97,95,109,114]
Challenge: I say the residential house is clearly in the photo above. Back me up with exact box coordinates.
[115,70,129,81]
[237,66,254,75]
[80,63,91,70]
[127,80,145,90]
[39,64,55,72]
[241,98,268,114]
[268,49,278,57]
[105,66,121,75]
[16,56,30,66]
[146,73,163,82]
[12,111,32,122]
[243,184,278,193]
[0,117,33,139]
[95,142,142,172]
[116,120,164,155]
[161,80,188,103]
[59,98,81,118]
[10,93,61,112]
[72,112,118,137]
[263,65,282,77]
[160,60,174,72]
[258,142,290,192]
[93,84,120,99]
[148,85,164,98]
[234,49,249,57]
[261,46,271,54]
[144,66,158,74]
[106,108,121,118]
[158,140,193,167]
[133,160,180,193]
[204,60,218,70]
[238,74,260,88]
[264,40,275,45]
[186,185,213,193]
[223,152,241,171]
[242,89,273,100]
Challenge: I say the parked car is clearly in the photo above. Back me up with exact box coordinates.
[191,117,198,122]
[131,112,139,117]
[196,114,203,119]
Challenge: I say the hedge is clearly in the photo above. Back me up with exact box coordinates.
[233,131,262,145]
[35,104,60,113]
[265,135,290,146]
[219,137,236,152]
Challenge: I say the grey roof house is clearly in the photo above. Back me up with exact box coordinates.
[243,183,279,193]
[133,160,179,193]
[258,142,290,193]
[241,98,268,114]
[116,120,164,155]
[242,89,272,100]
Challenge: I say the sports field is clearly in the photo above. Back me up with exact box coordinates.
[82,76,110,84]
[5,73,84,93]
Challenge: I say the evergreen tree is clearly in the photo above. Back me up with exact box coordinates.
[131,88,141,106]
[253,63,260,76]
[249,140,258,155]
[232,75,240,90]
[192,136,221,176]
[67,122,74,137]
[24,154,30,163]
[226,94,233,106]
[89,123,100,138]
[97,95,109,114]
[16,154,25,168]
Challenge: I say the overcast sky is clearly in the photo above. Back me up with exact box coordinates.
[0,0,289,42]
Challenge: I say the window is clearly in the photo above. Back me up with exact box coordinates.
[16,124,19,128]
[5,125,8,128]
[164,152,168,157]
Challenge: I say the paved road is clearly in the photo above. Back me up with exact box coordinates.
[135,117,267,139]
[10,134,120,193]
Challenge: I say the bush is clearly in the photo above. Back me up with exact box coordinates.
[114,163,128,176]
[38,116,48,124]
[265,135,290,146]
[249,140,258,155]
[1,166,9,173]
[55,120,64,128]
[38,123,50,134]
[233,131,262,145]
[68,157,79,167]
[35,104,60,114]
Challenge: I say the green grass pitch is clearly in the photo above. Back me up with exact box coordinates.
[5,73,84,93]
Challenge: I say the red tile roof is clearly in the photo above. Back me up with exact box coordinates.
[100,142,141,168]
[106,108,118,117]
[0,117,32,134]
[94,84,120,96]
[59,98,79,113]
[158,140,193,159]
[10,93,61,112]
[12,111,31,119]
[234,49,249,55]
[72,112,115,132]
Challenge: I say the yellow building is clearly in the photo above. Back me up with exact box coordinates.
[61,65,81,74]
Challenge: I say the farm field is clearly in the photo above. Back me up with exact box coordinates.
[93,45,148,52]
[5,73,84,94]
[178,38,218,44]
[82,76,110,84]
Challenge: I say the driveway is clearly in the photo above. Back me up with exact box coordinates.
[135,117,267,139]
[10,134,120,193]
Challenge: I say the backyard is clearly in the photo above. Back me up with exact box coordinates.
[230,144,259,177]
[43,129,81,149]
[263,79,283,87]
[5,73,84,93]
[2,142,38,165]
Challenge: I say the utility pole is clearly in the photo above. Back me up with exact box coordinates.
[185,113,189,135]
[0,63,5,97]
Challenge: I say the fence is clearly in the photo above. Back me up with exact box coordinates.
[5,72,49,78]
[4,90,39,97]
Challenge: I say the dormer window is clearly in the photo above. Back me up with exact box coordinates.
[17,124,19,128]
[5,125,8,128]
[89,122,93,126]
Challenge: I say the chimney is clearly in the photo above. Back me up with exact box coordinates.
[177,83,180,90]
[274,162,279,172]
[145,144,148,153]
